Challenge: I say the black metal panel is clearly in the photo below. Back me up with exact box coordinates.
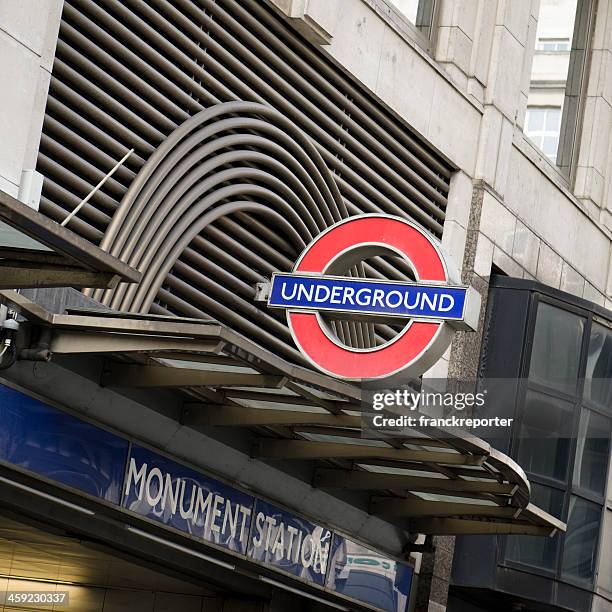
[451,534,498,589]
[478,281,533,380]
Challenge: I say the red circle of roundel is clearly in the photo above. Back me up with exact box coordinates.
[287,216,448,380]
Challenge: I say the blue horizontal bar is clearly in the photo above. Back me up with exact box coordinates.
[269,273,467,321]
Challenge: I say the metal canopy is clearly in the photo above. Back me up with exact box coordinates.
[0,190,141,289]
[0,290,565,538]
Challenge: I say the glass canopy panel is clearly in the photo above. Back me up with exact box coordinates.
[157,358,260,374]
[298,432,388,447]
[0,221,52,251]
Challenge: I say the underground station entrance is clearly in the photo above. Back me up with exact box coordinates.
[0,289,563,612]
[0,510,230,611]
[0,196,563,611]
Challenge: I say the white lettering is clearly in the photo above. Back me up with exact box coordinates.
[145,467,164,507]
[329,286,342,304]
[280,282,297,300]
[355,288,371,306]
[161,473,181,515]
[314,285,330,302]
[343,287,355,305]
[271,522,285,558]
[179,482,195,519]
[125,459,147,500]
[210,494,224,533]
[239,506,252,542]
[286,525,298,561]
[421,292,437,311]
[372,289,385,308]
[438,294,455,312]
[294,530,304,563]
[297,284,314,302]
[301,534,315,568]
[252,511,266,547]
[385,290,403,308]
[264,516,277,550]
[222,499,239,538]
[404,291,420,310]
[192,489,214,526]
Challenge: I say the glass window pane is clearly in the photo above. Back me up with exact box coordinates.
[545,108,561,130]
[561,496,601,582]
[523,0,592,174]
[573,409,610,496]
[585,323,612,408]
[390,0,419,23]
[388,0,435,35]
[506,484,563,569]
[542,136,559,155]
[527,108,545,131]
[533,482,565,519]
[517,390,574,482]
[528,135,544,149]
[529,302,584,395]
[537,38,571,52]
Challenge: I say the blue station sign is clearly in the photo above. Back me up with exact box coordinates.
[0,382,415,611]
[269,273,468,321]
[248,499,331,586]
[123,444,254,555]
[0,384,128,504]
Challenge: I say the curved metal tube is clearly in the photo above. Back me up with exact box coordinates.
[94,101,405,355]
[132,200,305,313]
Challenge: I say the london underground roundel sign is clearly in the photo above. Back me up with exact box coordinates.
[266,215,479,381]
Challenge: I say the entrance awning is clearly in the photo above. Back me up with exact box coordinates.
[0,190,140,289]
[0,290,565,538]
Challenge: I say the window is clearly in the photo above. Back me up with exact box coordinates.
[387,0,437,39]
[572,409,610,496]
[561,496,601,581]
[503,297,611,587]
[536,38,571,51]
[506,484,564,570]
[584,323,612,407]
[528,301,584,394]
[517,391,573,482]
[525,107,562,162]
[523,0,595,175]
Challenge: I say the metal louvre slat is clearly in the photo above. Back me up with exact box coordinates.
[188,0,449,204]
[48,78,156,157]
[61,2,210,111]
[42,115,138,185]
[39,196,104,243]
[37,154,119,217]
[229,0,451,182]
[37,0,454,360]
[136,0,447,230]
[59,20,193,121]
[52,58,169,144]
[40,134,128,199]
[45,96,148,168]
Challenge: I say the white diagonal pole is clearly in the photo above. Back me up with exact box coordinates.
[61,148,134,227]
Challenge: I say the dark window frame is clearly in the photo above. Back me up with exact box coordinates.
[499,291,612,589]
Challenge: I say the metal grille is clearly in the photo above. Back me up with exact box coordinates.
[37,0,453,364]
